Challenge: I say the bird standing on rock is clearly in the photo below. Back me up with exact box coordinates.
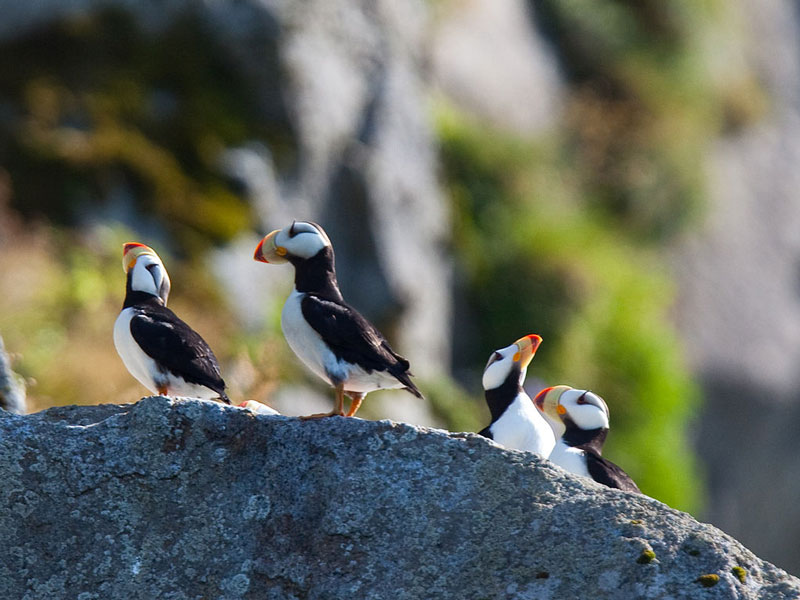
[478,334,555,457]
[254,221,422,419]
[534,386,640,493]
[113,243,229,403]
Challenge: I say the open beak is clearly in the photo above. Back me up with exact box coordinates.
[513,334,543,369]
[254,229,288,264]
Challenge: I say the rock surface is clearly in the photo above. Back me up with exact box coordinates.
[0,397,797,599]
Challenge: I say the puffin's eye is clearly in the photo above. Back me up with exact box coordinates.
[577,391,589,405]
[289,220,298,237]
[485,351,503,369]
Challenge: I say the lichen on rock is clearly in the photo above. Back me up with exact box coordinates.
[0,397,797,599]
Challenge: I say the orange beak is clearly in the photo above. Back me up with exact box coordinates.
[123,242,147,254]
[253,229,288,264]
[537,385,573,420]
[533,386,553,412]
[512,334,542,369]
[253,237,267,263]
[122,242,156,272]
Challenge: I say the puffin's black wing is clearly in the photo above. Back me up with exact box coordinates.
[129,306,228,401]
[301,294,422,397]
[584,451,641,493]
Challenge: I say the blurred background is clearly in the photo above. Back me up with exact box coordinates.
[0,0,798,574]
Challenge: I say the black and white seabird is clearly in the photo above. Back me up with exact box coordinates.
[478,334,555,457]
[113,242,229,403]
[253,221,422,418]
[534,386,640,493]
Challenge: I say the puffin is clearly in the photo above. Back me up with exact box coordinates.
[478,334,555,457]
[253,221,422,418]
[113,242,229,403]
[237,400,280,415]
[534,386,640,493]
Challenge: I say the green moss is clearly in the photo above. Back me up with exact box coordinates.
[695,574,720,588]
[731,566,747,583]
[637,549,656,564]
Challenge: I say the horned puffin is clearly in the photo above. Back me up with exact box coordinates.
[253,221,422,418]
[534,386,640,493]
[478,334,555,457]
[113,242,229,403]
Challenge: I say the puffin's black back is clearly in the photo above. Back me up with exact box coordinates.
[125,294,228,402]
[583,451,641,493]
[563,421,640,493]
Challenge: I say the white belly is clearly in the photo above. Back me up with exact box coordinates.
[548,442,591,478]
[490,394,556,457]
[281,289,404,394]
[113,307,220,400]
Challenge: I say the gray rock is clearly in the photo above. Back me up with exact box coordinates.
[0,397,797,599]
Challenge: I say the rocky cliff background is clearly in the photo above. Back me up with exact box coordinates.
[0,0,798,577]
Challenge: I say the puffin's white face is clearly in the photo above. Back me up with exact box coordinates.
[123,242,171,304]
[254,221,332,263]
[536,385,610,431]
[482,334,542,391]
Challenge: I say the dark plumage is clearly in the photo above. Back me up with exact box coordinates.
[254,221,421,417]
[300,293,421,397]
[127,296,228,402]
[114,243,229,403]
[562,423,640,493]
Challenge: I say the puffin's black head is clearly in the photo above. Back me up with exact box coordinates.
[253,221,333,267]
[122,242,171,305]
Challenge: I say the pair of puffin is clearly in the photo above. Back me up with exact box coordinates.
[114,221,420,419]
[478,335,640,493]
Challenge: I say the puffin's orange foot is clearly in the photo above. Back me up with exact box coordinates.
[345,394,364,417]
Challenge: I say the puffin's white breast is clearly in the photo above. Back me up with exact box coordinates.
[114,308,160,394]
[548,442,591,478]
[490,393,556,457]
